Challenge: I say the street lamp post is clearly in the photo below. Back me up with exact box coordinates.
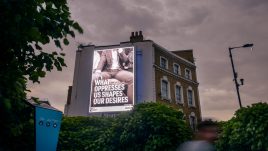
[228,43,253,108]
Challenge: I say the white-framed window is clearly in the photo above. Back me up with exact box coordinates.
[160,56,168,69]
[161,76,170,100]
[162,80,168,98]
[173,63,180,75]
[187,86,195,107]
[175,82,183,104]
[185,68,192,80]
[189,112,197,131]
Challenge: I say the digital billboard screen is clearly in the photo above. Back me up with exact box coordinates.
[89,46,135,112]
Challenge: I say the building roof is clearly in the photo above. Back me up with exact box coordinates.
[77,34,196,68]
[153,42,196,68]
[26,99,61,111]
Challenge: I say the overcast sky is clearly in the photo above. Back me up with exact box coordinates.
[28,0,268,121]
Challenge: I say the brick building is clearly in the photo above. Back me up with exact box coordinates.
[64,31,201,129]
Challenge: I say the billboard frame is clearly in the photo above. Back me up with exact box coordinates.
[89,46,135,113]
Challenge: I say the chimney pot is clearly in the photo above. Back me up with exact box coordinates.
[139,31,143,41]
[135,31,138,36]
[130,31,144,42]
[130,32,135,42]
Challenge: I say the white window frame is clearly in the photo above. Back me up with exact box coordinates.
[160,56,168,69]
[187,86,195,107]
[173,63,181,75]
[185,68,192,80]
[189,112,197,131]
[174,82,183,104]
[161,76,170,100]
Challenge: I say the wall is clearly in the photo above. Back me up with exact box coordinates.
[67,46,94,116]
[153,45,201,122]
[66,41,156,116]
[65,41,202,123]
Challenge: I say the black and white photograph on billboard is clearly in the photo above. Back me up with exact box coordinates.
[89,46,135,112]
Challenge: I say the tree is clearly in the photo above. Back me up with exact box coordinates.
[58,103,192,151]
[108,103,192,151]
[105,103,192,151]
[0,0,82,150]
[57,116,114,151]
[216,102,268,151]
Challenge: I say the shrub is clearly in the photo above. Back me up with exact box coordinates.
[58,103,192,151]
[216,102,268,151]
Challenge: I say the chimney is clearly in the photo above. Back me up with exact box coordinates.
[130,32,134,42]
[130,31,144,42]
[138,31,143,41]
[135,31,138,37]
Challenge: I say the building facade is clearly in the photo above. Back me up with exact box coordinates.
[64,31,201,129]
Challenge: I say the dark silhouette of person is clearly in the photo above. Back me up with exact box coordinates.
[177,120,219,151]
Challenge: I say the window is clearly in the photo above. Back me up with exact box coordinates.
[185,68,192,79]
[187,89,194,106]
[187,86,195,107]
[175,85,182,103]
[189,112,196,131]
[161,80,169,98]
[173,64,180,75]
[161,76,170,100]
[160,57,168,69]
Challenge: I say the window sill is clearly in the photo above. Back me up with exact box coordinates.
[176,101,184,105]
[161,97,171,102]
[188,105,196,108]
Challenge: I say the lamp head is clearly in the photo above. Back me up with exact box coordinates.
[240,78,244,85]
[242,43,254,48]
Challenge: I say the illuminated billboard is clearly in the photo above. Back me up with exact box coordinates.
[89,46,135,112]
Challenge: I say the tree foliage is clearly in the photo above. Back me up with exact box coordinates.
[58,103,192,151]
[0,0,82,150]
[216,102,268,151]
[57,116,115,151]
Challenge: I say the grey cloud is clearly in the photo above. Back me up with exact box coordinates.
[69,0,160,45]
[221,0,268,9]
[28,0,268,121]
